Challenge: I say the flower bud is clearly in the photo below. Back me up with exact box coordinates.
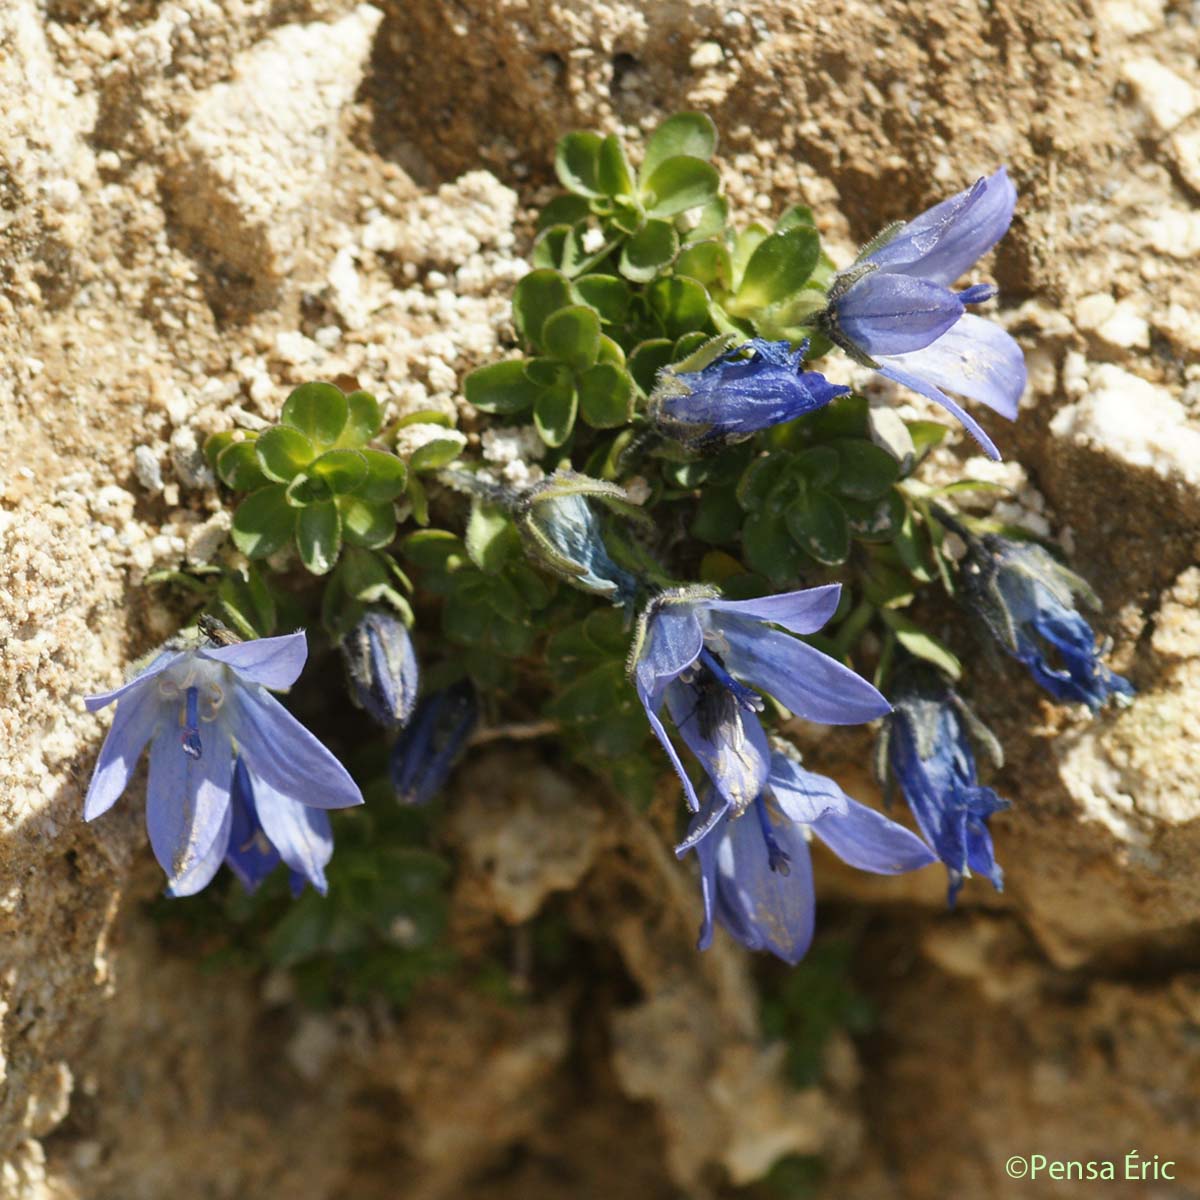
[340,610,420,730]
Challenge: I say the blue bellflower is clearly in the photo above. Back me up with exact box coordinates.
[964,536,1134,709]
[341,609,420,730]
[821,168,1026,460]
[649,338,850,450]
[683,750,935,964]
[882,671,1008,905]
[390,679,479,805]
[84,630,363,896]
[631,584,891,815]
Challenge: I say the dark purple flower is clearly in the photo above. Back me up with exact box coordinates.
[649,338,849,449]
[822,168,1026,460]
[390,679,478,805]
[883,671,1008,904]
[341,609,420,730]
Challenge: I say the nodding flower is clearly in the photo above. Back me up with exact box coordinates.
[84,628,362,897]
[630,583,891,816]
[819,168,1026,460]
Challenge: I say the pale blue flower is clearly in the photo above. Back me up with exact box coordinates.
[84,630,362,896]
[631,584,891,814]
[682,751,935,964]
[823,168,1026,460]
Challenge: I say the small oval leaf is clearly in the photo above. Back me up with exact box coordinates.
[255,426,314,483]
[280,382,348,448]
[231,486,296,559]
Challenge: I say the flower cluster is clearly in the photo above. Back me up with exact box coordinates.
[81,115,1135,995]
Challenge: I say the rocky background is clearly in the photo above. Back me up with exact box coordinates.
[2,0,1200,1197]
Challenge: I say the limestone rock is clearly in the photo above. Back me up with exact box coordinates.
[169,6,383,296]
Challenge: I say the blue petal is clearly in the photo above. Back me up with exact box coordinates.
[637,682,704,813]
[835,273,964,356]
[703,583,842,636]
[84,680,163,820]
[633,602,705,698]
[810,797,937,873]
[166,800,233,898]
[250,769,334,895]
[865,168,1017,286]
[877,361,1002,460]
[684,792,729,949]
[224,758,282,893]
[877,314,1025,420]
[200,630,308,690]
[765,752,849,824]
[229,686,364,810]
[84,651,182,711]
[666,678,771,813]
[713,799,817,965]
[719,618,892,724]
[146,727,234,895]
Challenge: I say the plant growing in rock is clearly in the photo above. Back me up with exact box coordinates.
[84,112,1133,1005]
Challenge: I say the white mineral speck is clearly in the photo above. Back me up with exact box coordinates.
[133,444,163,492]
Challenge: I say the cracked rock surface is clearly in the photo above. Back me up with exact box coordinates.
[2,1,1199,1197]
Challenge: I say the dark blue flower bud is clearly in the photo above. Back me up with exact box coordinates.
[879,667,1008,905]
[649,336,848,450]
[962,535,1133,710]
[340,610,420,730]
[390,680,478,806]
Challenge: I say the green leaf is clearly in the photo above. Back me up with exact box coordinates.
[309,448,368,494]
[691,484,742,544]
[395,408,454,430]
[674,240,733,289]
[795,446,839,489]
[730,226,820,315]
[204,430,236,473]
[628,338,674,395]
[555,130,604,196]
[619,219,680,283]
[401,529,468,571]
[641,156,720,218]
[641,112,718,180]
[216,439,268,491]
[831,439,901,501]
[574,274,631,327]
[731,223,770,284]
[356,448,408,501]
[907,420,951,457]
[216,566,277,639]
[464,359,539,415]
[578,363,635,428]
[297,500,342,575]
[255,426,314,483]
[843,491,905,543]
[879,610,963,680]
[231,485,296,559]
[691,195,730,241]
[537,193,592,231]
[776,204,816,232]
[513,269,576,348]
[737,452,794,512]
[481,572,526,622]
[597,133,635,196]
[742,511,805,582]
[786,490,850,565]
[338,495,396,549]
[338,390,382,448]
[542,304,602,369]
[533,384,578,447]
[466,501,517,574]
[280,382,348,448]
[647,275,711,340]
[596,334,625,366]
[409,436,464,472]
